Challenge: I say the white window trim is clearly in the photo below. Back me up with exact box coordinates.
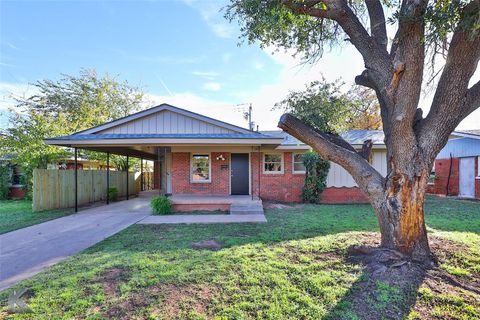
[292,152,306,174]
[190,153,211,183]
[263,152,284,174]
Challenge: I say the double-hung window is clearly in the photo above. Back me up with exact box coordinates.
[293,153,306,174]
[263,153,283,173]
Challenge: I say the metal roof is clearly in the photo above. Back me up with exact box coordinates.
[261,130,385,146]
[46,133,278,141]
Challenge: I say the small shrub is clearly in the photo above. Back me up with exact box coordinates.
[0,163,11,200]
[108,187,118,201]
[151,196,172,215]
[301,151,330,203]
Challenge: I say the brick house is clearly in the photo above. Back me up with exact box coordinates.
[427,130,480,199]
[45,104,389,204]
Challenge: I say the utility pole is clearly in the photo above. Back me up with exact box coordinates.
[235,102,254,131]
[248,103,253,131]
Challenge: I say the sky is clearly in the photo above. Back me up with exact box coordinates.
[0,0,479,132]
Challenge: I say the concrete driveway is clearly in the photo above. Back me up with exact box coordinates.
[0,197,151,291]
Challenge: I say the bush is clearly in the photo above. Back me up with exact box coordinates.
[108,187,118,201]
[301,151,330,203]
[150,195,172,215]
[0,164,11,200]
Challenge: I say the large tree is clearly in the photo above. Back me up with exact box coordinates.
[227,0,480,261]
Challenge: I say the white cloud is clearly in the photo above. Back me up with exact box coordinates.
[182,0,235,39]
[192,71,220,80]
[203,82,222,91]
[144,92,251,128]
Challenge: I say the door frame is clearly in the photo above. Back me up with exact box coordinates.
[229,153,251,195]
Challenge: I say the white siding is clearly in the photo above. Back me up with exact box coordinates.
[326,150,387,187]
[99,110,236,135]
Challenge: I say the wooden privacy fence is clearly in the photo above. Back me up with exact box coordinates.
[33,169,138,212]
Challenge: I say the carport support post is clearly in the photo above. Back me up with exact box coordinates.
[106,152,110,205]
[140,158,144,192]
[126,156,129,200]
[74,147,78,212]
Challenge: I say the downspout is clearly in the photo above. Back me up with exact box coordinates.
[446,153,453,196]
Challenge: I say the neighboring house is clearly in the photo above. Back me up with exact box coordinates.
[44,104,388,203]
[48,157,111,170]
[427,130,480,199]
[0,156,25,199]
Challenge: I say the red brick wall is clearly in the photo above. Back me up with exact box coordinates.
[171,152,230,195]
[428,158,459,196]
[168,150,369,203]
[320,187,368,204]
[251,151,305,202]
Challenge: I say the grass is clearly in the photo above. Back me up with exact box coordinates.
[0,200,72,234]
[0,196,479,319]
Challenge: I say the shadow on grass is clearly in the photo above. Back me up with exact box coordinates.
[325,247,427,319]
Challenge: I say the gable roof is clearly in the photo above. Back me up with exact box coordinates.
[77,103,254,135]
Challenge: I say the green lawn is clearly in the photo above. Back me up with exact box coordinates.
[0,200,73,234]
[1,196,479,319]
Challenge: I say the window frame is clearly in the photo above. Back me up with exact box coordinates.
[190,153,211,183]
[263,152,284,174]
[292,152,307,174]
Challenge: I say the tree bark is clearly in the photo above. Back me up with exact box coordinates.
[376,169,430,261]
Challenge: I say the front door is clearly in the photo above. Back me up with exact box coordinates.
[459,157,475,198]
[231,153,249,195]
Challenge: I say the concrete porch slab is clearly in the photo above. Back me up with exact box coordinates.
[138,214,267,224]
[169,194,261,205]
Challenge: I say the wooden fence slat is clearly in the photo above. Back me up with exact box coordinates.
[32,169,141,212]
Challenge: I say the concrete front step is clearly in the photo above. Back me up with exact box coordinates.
[230,203,264,215]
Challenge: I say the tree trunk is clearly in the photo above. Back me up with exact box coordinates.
[374,169,431,261]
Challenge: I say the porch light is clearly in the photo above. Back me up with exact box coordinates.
[216,154,226,161]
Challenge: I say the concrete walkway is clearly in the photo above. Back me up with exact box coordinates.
[139,214,267,224]
[0,198,151,291]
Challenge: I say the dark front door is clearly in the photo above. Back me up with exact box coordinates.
[231,153,249,195]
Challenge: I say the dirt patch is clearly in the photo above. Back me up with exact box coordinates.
[153,285,214,319]
[95,267,126,298]
[191,240,222,251]
[263,202,305,210]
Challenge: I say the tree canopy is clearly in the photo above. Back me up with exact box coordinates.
[274,79,381,133]
[0,69,145,194]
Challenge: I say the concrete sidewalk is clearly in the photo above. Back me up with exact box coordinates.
[139,214,267,224]
[0,198,151,291]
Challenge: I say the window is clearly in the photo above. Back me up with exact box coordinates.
[293,153,306,173]
[191,154,210,182]
[264,153,283,173]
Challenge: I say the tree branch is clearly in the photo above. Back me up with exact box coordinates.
[278,113,385,201]
[419,2,480,159]
[282,0,392,88]
[365,0,387,49]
